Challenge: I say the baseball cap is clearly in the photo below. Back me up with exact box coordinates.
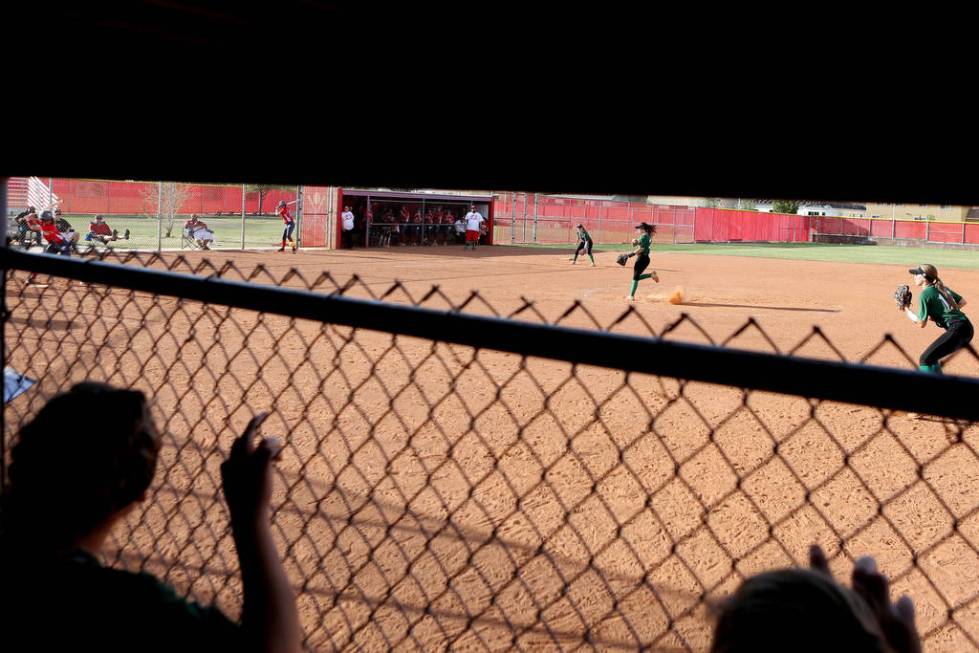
[908,264,937,280]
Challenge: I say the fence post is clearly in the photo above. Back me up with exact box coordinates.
[511,193,516,244]
[241,184,246,250]
[926,219,930,242]
[48,177,53,212]
[157,181,163,251]
[533,193,539,243]
[628,203,633,245]
[1,176,7,491]
[522,193,528,243]
[892,218,896,240]
[964,221,967,245]
[296,186,304,248]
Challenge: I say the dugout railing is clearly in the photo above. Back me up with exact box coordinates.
[4,247,979,651]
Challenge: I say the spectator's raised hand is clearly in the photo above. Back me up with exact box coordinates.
[220,412,281,528]
[809,545,921,653]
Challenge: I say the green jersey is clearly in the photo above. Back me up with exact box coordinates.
[577,227,592,242]
[917,285,967,329]
[636,232,651,256]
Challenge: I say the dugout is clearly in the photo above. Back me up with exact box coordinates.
[336,189,494,249]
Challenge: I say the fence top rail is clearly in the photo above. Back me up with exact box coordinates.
[3,247,979,420]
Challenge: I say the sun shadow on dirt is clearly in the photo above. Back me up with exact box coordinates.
[682,302,840,313]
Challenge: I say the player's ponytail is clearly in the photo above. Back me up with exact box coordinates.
[934,277,960,311]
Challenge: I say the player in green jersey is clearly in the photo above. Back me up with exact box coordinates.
[626,222,659,301]
[902,264,973,373]
[569,224,595,266]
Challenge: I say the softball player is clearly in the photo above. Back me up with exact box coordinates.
[277,199,297,252]
[626,222,659,301]
[569,224,595,266]
[902,264,973,373]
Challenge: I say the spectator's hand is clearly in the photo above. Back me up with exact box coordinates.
[221,412,282,529]
[809,545,921,653]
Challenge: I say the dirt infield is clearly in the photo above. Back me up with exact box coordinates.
[6,245,979,652]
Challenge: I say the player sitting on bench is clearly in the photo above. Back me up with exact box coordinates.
[86,215,130,246]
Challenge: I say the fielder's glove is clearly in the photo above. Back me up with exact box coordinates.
[616,253,632,267]
[894,284,912,309]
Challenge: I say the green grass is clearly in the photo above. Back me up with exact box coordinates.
[517,241,979,270]
[58,214,288,251]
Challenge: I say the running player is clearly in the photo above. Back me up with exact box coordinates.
[625,222,659,301]
[901,264,973,373]
[569,223,595,266]
[277,199,298,252]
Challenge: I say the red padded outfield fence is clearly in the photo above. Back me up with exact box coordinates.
[49,179,297,216]
[493,193,979,247]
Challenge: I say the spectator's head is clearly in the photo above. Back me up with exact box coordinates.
[54,209,63,217]
[28,206,36,213]
[94,215,104,222]
[2,383,160,555]
[278,200,286,209]
[40,211,53,222]
[710,568,887,653]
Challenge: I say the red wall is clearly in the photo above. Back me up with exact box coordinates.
[52,179,297,215]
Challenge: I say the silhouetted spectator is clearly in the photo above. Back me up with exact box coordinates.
[0,383,301,653]
[711,544,920,653]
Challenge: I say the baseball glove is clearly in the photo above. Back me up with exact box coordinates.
[616,253,631,266]
[894,284,912,309]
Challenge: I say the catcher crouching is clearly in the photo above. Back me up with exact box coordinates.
[618,222,659,300]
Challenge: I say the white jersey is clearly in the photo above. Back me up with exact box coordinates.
[341,211,355,231]
[465,211,484,231]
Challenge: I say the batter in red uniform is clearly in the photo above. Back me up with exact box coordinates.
[277,200,297,253]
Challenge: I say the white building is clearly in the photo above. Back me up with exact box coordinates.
[754,201,867,217]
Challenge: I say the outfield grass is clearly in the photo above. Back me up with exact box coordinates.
[521,241,979,270]
[59,214,287,251]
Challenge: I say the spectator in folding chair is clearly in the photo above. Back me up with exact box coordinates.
[39,211,73,256]
[0,383,301,653]
[53,209,82,253]
[86,215,131,247]
[19,207,44,250]
[184,215,215,250]
[14,206,36,248]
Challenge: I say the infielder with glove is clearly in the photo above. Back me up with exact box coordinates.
[618,222,659,301]
[569,224,595,266]
[897,263,973,373]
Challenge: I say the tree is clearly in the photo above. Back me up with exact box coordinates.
[142,182,192,238]
[772,199,801,214]
[702,197,722,208]
[245,184,293,215]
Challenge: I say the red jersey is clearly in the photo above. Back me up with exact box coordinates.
[41,222,64,244]
[90,222,112,236]
[279,206,294,224]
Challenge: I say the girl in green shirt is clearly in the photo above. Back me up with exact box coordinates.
[624,222,659,301]
[902,263,973,373]
[569,224,595,266]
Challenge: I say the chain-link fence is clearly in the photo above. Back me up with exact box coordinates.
[5,247,979,652]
